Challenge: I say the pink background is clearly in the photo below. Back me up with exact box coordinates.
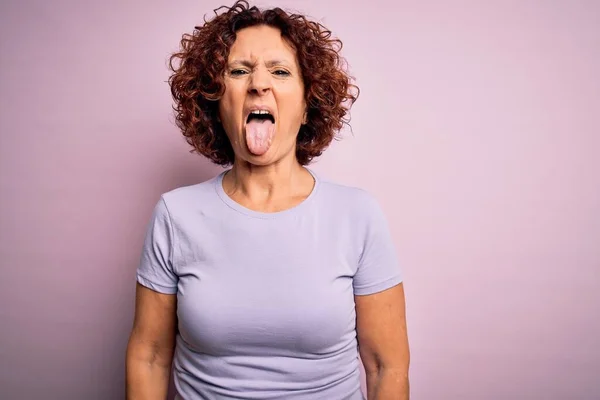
[1,0,599,399]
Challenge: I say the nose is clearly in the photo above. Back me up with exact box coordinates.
[248,67,271,96]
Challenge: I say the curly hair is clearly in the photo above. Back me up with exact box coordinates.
[168,0,359,166]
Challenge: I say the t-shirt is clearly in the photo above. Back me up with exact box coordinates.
[136,168,403,400]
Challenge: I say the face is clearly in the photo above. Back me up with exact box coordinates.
[218,25,306,165]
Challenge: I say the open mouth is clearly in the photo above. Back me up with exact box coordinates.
[244,109,276,156]
[246,110,275,124]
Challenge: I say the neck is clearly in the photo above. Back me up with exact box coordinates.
[222,156,314,212]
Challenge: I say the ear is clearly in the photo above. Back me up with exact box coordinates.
[302,110,308,125]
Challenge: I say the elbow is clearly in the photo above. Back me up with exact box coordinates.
[126,334,174,370]
[361,350,410,377]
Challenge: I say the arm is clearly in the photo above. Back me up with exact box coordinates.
[126,283,177,400]
[356,283,410,400]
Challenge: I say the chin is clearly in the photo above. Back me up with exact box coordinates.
[244,151,279,166]
[240,145,293,167]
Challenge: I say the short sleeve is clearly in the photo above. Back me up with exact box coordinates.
[136,196,178,294]
[353,194,403,296]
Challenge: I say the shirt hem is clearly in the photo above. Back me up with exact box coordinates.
[353,275,403,296]
[137,273,178,294]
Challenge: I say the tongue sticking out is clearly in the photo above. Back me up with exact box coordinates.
[245,119,275,156]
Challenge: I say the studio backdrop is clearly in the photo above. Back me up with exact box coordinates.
[0,0,598,399]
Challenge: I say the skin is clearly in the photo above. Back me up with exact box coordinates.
[125,24,410,400]
[357,284,411,399]
[218,24,314,211]
[125,285,176,400]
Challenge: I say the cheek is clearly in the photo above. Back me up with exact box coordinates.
[220,83,244,111]
[279,90,306,120]
[219,92,234,116]
[219,94,242,129]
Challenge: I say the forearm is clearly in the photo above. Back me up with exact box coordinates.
[126,342,172,399]
[366,368,409,400]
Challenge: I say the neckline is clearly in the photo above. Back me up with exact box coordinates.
[214,167,320,219]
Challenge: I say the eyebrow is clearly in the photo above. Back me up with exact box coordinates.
[229,59,293,68]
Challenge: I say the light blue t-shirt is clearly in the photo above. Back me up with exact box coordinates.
[136,169,402,400]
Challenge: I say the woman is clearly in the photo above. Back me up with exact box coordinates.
[126,1,410,399]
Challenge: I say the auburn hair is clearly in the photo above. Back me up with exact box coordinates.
[168,0,359,165]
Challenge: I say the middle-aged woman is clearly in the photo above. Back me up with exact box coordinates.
[126,1,410,399]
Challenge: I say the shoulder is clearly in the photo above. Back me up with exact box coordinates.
[314,172,386,221]
[155,173,222,216]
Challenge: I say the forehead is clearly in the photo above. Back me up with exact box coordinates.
[228,25,297,63]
